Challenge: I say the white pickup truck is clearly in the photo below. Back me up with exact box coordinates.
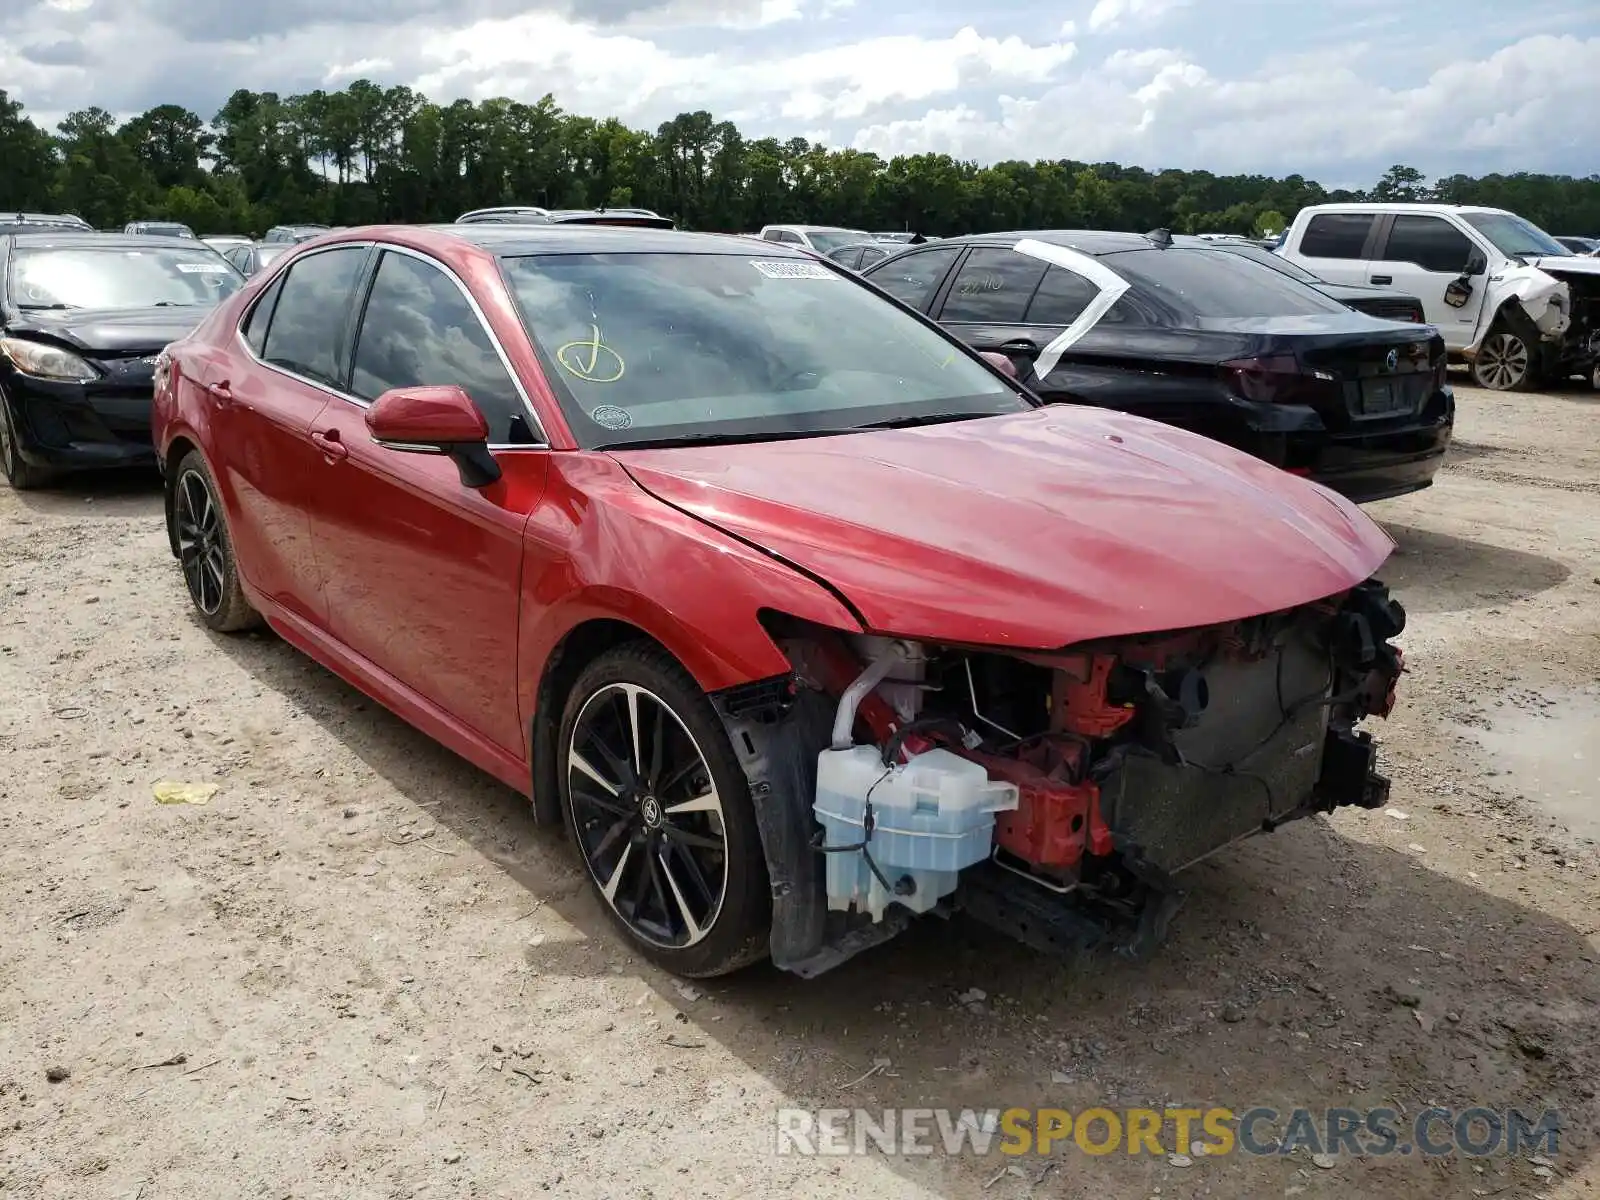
[1278,203,1600,391]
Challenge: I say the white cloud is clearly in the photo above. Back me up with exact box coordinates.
[1085,0,1188,35]
[415,18,1077,124]
[0,0,1595,185]
[851,33,1600,179]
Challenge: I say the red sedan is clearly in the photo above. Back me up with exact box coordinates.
[153,224,1406,979]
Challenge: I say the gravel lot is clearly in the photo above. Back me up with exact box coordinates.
[2,379,1597,1200]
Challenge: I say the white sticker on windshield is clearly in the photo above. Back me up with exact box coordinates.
[750,259,835,280]
[176,263,230,273]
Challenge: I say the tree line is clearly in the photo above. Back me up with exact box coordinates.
[3,84,1598,239]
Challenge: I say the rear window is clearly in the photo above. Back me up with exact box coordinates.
[1102,247,1352,319]
[1300,213,1376,259]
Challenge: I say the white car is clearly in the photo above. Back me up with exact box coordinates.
[757,224,874,255]
[1278,203,1600,391]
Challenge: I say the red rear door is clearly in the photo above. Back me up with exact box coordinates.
[203,246,376,624]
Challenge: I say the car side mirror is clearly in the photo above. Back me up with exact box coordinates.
[1443,277,1473,309]
[366,384,501,489]
[1464,251,1487,276]
[978,350,1018,378]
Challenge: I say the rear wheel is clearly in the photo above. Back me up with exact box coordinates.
[1471,321,1535,391]
[173,450,261,632]
[558,643,770,978]
[0,391,55,490]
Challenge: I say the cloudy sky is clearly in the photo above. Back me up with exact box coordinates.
[3,0,1596,185]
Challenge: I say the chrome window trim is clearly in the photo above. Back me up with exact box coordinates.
[231,239,550,451]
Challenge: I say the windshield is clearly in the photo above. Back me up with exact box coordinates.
[257,245,289,266]
[1103,247,1352,319]
[805,229,872,253]
[500,251,1026,449]
[1461,212,1570,259]
[140,223,195,238]
[1208,242,1323,285]
[7,246,245,310]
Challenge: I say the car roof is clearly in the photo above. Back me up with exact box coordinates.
[764,224,862,233]
[6,212,89,225]
[932,229,1164,256]
[5,232,215,251]
[1297,202,1513,217]
[349,223,815,258]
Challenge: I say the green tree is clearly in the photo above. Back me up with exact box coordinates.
[3,87,1597,240]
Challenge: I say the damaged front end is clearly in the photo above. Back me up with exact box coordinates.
[1475,261,1600,385]
[716,579,1405,977]
[1535,265,1600,384]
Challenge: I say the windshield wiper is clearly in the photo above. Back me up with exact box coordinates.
[16,302,74,310]
[851,411,1008,430]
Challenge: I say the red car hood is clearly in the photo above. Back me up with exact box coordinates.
[612,407,1395,649]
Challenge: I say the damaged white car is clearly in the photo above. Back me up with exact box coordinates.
[1279,203,1600,391]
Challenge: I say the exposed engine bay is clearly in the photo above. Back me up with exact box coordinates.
[715,579,1406,976]
[1538,264,1600,383]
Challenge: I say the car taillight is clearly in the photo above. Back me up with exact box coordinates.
[1219,354,1336,405]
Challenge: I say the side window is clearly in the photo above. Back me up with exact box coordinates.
[859,246,888,268]
[259,247,368,388]
[761,229,785,242]
[240,273,286,356]
[777,231,804,245]
[1025,266,1103,326]
[351,251,531,444]
[939,247,1049,323]
[864,245,962,312]
[1379,215,1474,273]
[224,247,249,270]
[1300,213,1377,259]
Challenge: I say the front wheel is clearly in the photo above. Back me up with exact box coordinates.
[172,451,261,632]
[1471,322,1536,391]
[558,643,771,978]
[0,391,55,490]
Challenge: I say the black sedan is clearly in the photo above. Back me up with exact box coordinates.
[1179,234,1426,322]
[860,229,1453,504]
[0,232,245,488]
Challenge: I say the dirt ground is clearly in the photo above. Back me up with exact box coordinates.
[1,378,1597,1200]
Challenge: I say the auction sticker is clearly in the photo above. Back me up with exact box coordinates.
[750,260,835,279]
[590,405,632,430]
[176,263,231,273]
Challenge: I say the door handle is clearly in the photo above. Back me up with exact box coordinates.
[205,380,233,404]
[310,428,348,462]
[1370,275,1393,285]
[994,339,1039,353]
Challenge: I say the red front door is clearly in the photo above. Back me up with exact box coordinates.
[301,398,548,756]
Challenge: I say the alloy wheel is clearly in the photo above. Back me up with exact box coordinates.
[0,403,14,478]
[566,682,728,949]
[1474,332,1529,390]
[175,468,226,615]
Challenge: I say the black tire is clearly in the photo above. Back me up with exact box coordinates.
[558,642,770,978]
[172,450,261,632]
[1470,318,1536,391]
[0,390,55,490]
